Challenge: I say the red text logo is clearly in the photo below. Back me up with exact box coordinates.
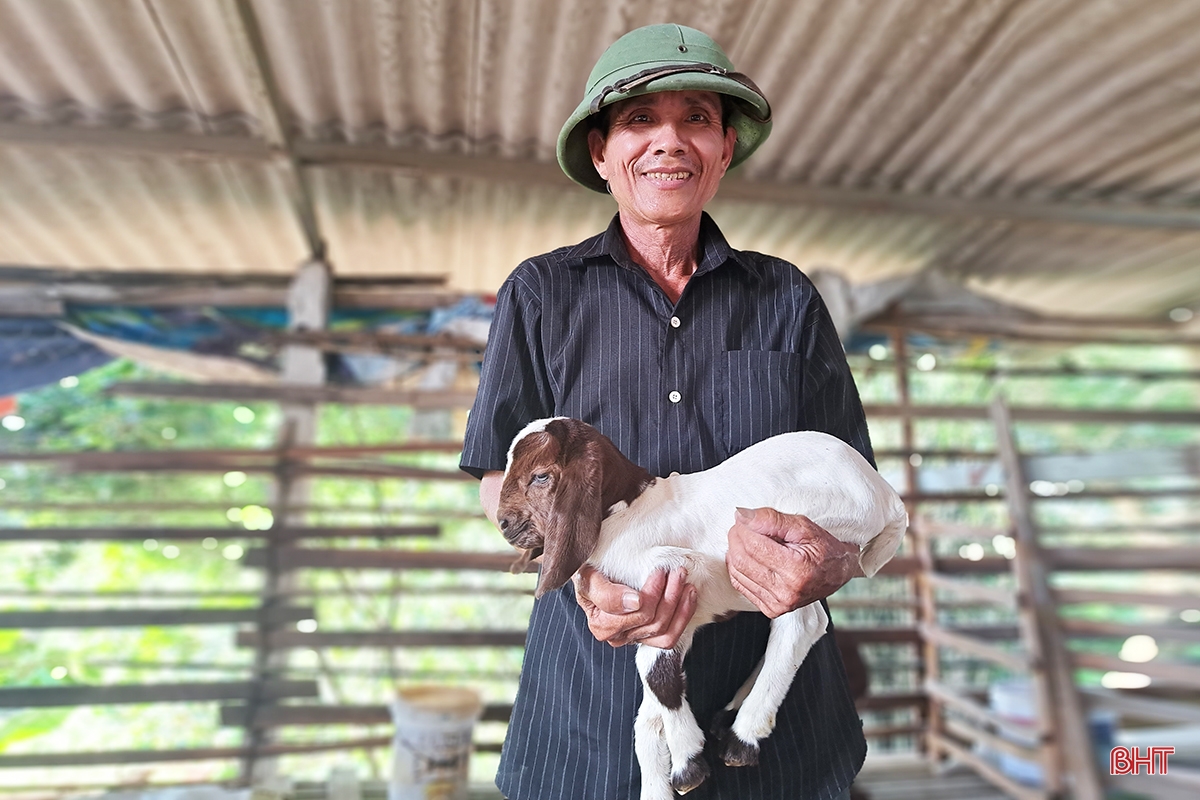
[1110,746,1174,776]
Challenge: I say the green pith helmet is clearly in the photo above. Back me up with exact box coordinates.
[556,23,773,193]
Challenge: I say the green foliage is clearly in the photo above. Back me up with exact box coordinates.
[3,338,1199,781]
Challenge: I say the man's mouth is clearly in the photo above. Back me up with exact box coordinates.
[643,171,692,181]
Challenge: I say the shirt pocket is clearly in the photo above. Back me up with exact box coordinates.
[720,350,805,457]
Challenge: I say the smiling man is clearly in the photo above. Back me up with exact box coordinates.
[462,23,876,800]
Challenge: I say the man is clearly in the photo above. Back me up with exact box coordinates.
[461,23,874,799]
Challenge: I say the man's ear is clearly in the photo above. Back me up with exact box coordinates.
[534,444,603,598]
[721,125,737,171]
[587,128,610,181]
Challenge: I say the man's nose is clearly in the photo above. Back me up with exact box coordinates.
[652,121,687,154]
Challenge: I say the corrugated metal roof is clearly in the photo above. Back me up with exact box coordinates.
[1,0,1199,315]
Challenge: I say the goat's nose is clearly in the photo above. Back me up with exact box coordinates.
[498,517,509,532]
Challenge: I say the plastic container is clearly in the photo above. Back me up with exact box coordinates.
[388,685,483,800]
[988,678,1117,786]
[989,678,1044,786]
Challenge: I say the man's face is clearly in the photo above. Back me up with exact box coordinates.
[587,90,737,229]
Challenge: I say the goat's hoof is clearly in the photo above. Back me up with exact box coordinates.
[707,708,736,741]
[720,733,760,768]
[671,753,710,794]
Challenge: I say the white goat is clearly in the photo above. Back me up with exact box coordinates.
[496,417,907,800]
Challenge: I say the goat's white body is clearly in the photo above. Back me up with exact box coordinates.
[587,430,906,800]
[590,430,905,627]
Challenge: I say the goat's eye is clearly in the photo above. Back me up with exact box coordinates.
[530,473,550,486]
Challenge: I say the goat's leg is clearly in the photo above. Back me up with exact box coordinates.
[720,603,829,767]
[636,637,709,795]
[633,702,672,800]
[708,656,762,755]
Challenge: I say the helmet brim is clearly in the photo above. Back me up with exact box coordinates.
[556,70,773,194]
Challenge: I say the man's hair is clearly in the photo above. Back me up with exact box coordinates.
[588,94,736,138]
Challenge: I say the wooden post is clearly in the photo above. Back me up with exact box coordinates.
[241,260,331,784]
[893,331,939,761]
[991,397,1104,800]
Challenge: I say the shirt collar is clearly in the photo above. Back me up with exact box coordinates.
[567,212,760,279]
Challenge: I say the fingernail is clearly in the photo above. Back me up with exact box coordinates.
[688,587,699,604]
[735,507,754,524]
[678,567,689,582]
[622,591,641,612]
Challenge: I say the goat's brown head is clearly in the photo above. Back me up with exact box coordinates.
[497,418,645,598]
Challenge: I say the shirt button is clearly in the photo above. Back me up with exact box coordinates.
[668,390,682,403]
[670,316,681,328]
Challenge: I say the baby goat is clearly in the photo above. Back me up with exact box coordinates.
[496,417,907,800]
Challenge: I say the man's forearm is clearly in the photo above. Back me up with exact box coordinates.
[480,470,504,529]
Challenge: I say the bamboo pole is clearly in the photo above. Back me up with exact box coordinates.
[109,381,478,409]
[0,681,318,707]
[0,525,440,542]
[0,607,313,628]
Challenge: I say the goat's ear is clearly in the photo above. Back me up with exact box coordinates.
[535,441,603,598]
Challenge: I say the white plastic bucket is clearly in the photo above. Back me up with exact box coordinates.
[388,685,483,800]
[989,678,1044,786]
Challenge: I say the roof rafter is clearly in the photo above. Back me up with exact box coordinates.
[2,121,1199,233]
[218,0,325,261]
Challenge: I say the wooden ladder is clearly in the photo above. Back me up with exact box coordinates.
[917,397,1105,800]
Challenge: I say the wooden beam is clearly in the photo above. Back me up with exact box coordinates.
[220,702,514,728]
[864,403,1200,425]
[917,522,1014,540]
[866,313,1200,346]
[1060,618,1200,644]
[220,0,323,260]
[0,271,459,311]
[3,443,466,463]
[944,717,1041,764]
[1070,653,1200,689]
[0,736,396,768]
[924,679,1042,745]
[235,629,528,649]
[6,119,1199,232]
[992,397,1103,799]
[925,573,1020,610]
[108,381,479,410]
[0,525,439,542]
[241,547,528,572]
[1079,686,1200,725]
[1044,547,1200,571]
[929,732,1050,800]
[0,680,318,707]
[0,606,313,629]
[854,692,927,712]
[1054,588,1200,608]
[918,623,1032,671]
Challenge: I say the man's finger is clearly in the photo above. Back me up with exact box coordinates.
[728,528,800,592]
[626,567,684,639]
[640,585,699,649]
[727,562,777,617]
[578,564,653,615]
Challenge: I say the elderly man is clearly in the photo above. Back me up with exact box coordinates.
[461,23,872,800]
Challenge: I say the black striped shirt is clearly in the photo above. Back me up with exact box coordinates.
[461,213,871,800]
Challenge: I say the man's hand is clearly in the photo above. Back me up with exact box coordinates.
[573,564,698,649]
[726,506,864,618]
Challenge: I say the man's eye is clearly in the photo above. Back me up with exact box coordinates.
[531,473,550,486]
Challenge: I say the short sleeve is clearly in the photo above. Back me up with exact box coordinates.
[797,287,876,468]
[459,268,555,478]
